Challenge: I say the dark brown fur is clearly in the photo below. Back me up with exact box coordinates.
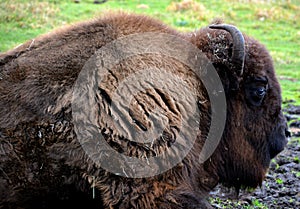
[0,12,288,208]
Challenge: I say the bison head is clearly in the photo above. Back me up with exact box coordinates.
[192,24,289,190]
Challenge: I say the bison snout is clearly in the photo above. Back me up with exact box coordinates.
[269,124,289,159]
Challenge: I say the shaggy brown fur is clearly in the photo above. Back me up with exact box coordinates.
[0,12,288,208]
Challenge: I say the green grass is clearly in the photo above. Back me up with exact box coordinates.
[1,0,299,106]
[210,197,269,209]
[276,178,284,184]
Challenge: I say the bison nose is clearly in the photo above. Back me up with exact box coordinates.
[269,125,289,159]
[285,128,291,138]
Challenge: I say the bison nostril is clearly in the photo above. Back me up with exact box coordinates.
[285,129,291,138]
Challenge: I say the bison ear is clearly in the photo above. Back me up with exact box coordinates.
[209,24,245,78]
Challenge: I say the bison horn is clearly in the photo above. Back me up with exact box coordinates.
[209,24,245,77]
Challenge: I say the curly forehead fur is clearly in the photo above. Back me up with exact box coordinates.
[0,12,287,209]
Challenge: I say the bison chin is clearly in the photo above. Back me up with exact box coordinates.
[209,93,289,191]
[213,112,289,192]
[214,141,268,191]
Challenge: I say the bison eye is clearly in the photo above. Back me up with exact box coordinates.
[245,76,268,107]
[255,87,266,97]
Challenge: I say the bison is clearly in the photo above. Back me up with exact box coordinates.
[0,12,289,208]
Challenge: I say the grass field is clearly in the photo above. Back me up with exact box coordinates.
[0,0,299,105]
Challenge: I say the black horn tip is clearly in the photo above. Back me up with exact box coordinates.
[209,24,223,29]
[209,24,238,30]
